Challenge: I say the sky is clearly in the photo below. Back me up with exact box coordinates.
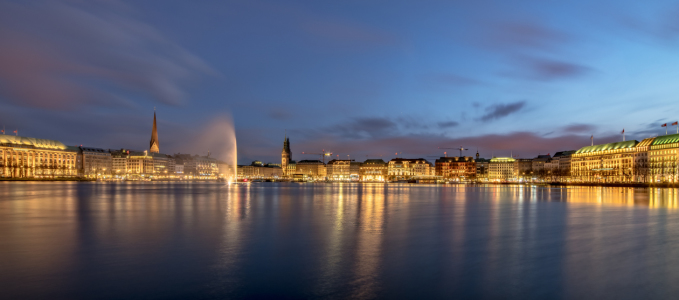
[1,0,679,164]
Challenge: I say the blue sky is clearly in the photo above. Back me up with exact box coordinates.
[1,0,679,163]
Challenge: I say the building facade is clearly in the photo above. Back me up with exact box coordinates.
[359,159,388,182]
[294,160,326,180]
[489,157,515,181]
[80,147,112,179]
[435,156,476,181]
[387,158,434,181]
[0,134,78,178]
[281,135,291,176]
[570,140,638,183]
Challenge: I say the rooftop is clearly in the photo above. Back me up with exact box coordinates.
[651,133,679,146]
[575,140,639,154]
[0,134,67,150]
[490,157,516,162]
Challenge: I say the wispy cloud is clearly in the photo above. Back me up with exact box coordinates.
[0,1,215,110]
[479,101,526,122]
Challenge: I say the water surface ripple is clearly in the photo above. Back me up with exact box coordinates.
[1,182,678,299]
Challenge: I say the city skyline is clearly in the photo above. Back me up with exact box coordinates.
[2,1,679,164]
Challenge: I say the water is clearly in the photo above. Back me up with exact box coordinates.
[2,182,679,299]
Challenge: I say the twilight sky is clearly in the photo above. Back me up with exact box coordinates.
[2,0,679,163]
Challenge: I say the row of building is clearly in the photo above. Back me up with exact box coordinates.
[0,112,231,180]
[269,134,679,183]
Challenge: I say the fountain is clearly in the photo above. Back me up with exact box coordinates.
[194,114,239,185]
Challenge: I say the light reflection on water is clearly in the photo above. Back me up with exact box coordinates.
[2,182,679,299]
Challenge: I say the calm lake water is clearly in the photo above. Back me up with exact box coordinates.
[2,182,679,299]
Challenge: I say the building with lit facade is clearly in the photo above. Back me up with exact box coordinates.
[0,134,78,178]
[294,160,326,180]
[435,156,475,181]
[326,159,360,181]
[387,158,434,181]
[513,158,533,181]
[531,154,551,174]
[489,157,515,181]
[648,134,679,183]
[80,147,112,179]
[570,140,638,183]
[633,137,655,183]
[359,159,388,182]
[111,149,130,179]
[128,151,155,179]
[238,161,283,180]
[281,135,291,176]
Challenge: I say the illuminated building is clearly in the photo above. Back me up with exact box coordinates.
[359,159,388,182]
[80,147,112,179]
[633,137,654,182]
[281,135,291,176]
[513,159,533,181]
[434,156,475,181]
[387,158,434,181]
[294,160,326,180]
[570,140,638,183]
[238,161,283,179]
[475,158,490,181]
[128,151,155,178]
[111,149,130,178]
[648,134,679,183]
[150,110,159,153]
[543,151,575,181]
[531,154,551,174]
[326,159,360,181]
[0,134,78,178]
[489,157,515,181]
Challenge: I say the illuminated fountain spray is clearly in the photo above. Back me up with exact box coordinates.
[196,114,238,185]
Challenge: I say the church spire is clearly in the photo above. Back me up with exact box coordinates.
[150,109,159,153]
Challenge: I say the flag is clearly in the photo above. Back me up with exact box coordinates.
[673,122,678,126]
[621,129,624,134]
[662,123,667,127]
[13,130,17,134]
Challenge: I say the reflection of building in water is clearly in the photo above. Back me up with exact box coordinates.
[0,134,78,179]
[571,140,638,183]
[489,157,515,182]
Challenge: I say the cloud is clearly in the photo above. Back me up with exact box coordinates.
[329,117,398,139]
[563,124,596,133]
[250,131,617,163]
[0,1,215,110]
[438,121,459,128]
[479,101,526,122]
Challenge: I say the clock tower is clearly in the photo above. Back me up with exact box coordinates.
[282,134,291,176]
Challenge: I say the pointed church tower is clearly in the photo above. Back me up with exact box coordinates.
[150,110,160,153]
[281,133,291,176]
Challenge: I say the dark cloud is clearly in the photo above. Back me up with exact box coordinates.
[502,57,590,81]
[251,131,616,163]
[438,121,459,128]
[563,124,596,133]
[0,1,215,110]
[329,117,398,139]
[479,101,526,122]
[524,58,590,80]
